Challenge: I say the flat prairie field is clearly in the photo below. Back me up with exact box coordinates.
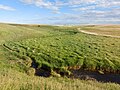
[80,25,120,37]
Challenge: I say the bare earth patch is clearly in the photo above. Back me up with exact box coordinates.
[71,70,120,84]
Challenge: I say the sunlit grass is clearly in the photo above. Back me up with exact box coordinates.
[80,25,120,36]
[0,23,120,90]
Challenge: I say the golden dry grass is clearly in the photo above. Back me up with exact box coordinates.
[0,69,120,90]
[80,25,120,36]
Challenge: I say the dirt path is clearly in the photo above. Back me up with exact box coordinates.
[78,28,120,38]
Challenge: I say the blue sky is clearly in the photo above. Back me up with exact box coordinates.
[0,0,120,25]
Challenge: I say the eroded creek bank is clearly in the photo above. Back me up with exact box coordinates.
[31,59,120,84]
[3,44,120,84]
[70,69,120,84]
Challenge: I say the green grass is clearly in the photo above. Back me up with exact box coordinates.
[4,25,120,74]
[0,23,120,90]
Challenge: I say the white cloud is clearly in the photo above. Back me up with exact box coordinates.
[20,0,120,12]
[67,0,120,7]
[48,8,120,24]
[73,6,96,11]
[20,0,59,11]
[20,0,33,4]
[68,0,96,5]
[19,0,120,24]
[96,0,120,7]
[0,4,15,11]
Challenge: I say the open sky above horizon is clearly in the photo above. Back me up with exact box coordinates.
[0,0,120,25]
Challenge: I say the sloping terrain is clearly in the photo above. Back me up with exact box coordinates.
[0,23,120,90]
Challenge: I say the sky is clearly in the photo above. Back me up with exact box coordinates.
[0,0,120,25]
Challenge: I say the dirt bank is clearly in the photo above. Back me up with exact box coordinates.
[70,69,120,84]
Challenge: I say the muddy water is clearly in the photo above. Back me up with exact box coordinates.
[71,70,120,84]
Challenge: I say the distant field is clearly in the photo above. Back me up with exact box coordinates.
[0,23,120,90]
[80,25,120,36]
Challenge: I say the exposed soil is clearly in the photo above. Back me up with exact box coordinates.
[31,59,52,77]
[70,69,120,84]
[31,59,120,84]
[3,42,120,84]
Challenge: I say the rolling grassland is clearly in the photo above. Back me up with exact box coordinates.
[0,23,120,90]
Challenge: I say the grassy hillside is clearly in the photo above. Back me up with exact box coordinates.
[0,23,120,90]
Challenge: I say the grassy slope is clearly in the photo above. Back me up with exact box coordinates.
[4,25,120,73]
[0,24,120,90]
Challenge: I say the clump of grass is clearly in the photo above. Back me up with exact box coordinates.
[26,67,35,76]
